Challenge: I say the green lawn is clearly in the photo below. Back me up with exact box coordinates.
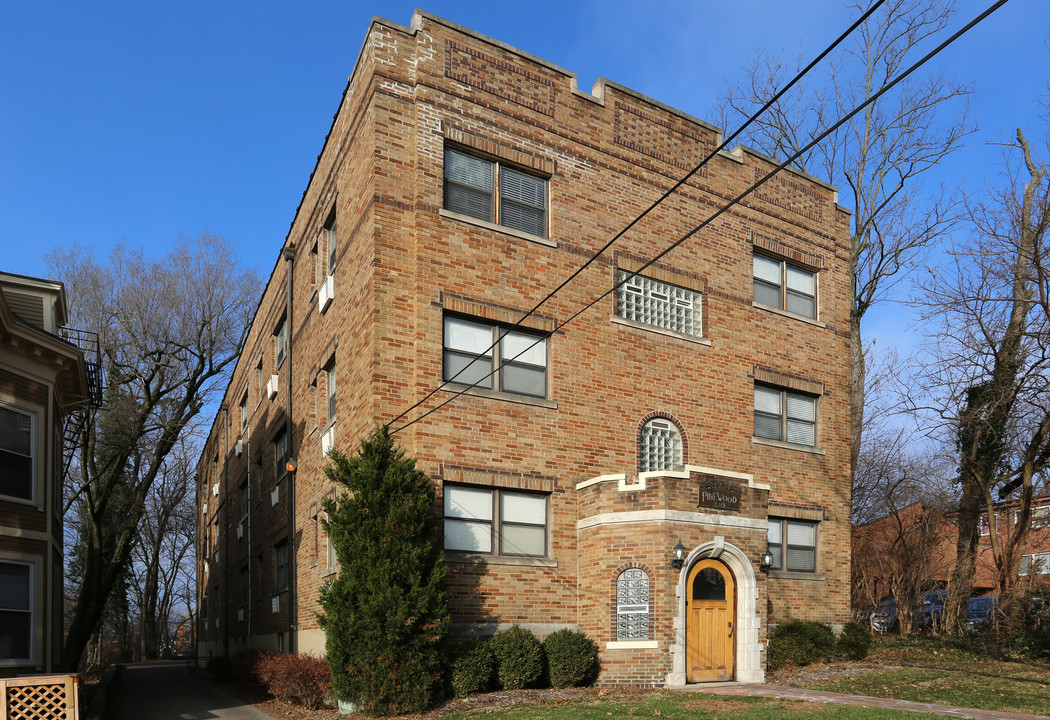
[440,692,943,720]
[794,635,1050,715]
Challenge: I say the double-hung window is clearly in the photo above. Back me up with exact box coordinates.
[443,148,547,238]
[326,362,337,423]
[443,316,548,398]
[617,271,702,337]
[1020,552,1050,576]
[768,518,817,572]
[0,406,33,501]
[754,385,817,447]
[753,254,817,319]
[274,540,289,590]
[0,561,32,661]
[325,211,337,275]
[443,485,548,557]
[639,418,683,473]
[274,317,288,369]
[274,429,289,481]
[239,393,248,433]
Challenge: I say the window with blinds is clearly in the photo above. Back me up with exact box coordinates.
[617,271,702,337]
[768,518,817,572]
[443,485,548,557]
[616,569,650,640]
[639,418,683,473]
[754,385,817,447]
[753,254,817,319]
[443,147,547,238]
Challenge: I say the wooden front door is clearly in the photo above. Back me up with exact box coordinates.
[686,558,735,682]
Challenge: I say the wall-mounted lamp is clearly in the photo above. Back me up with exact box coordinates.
[759,546,774,574]
[285,458,298,474]
[671,539,686,569]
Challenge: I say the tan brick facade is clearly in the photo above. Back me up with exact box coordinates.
[196,11,852,686]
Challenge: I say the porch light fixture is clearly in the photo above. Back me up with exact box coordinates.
[671,539,686,569]
[759,546,774,574]
[285,458,298,474]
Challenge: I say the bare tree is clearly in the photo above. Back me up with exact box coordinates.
[51,234,259,670]
[914,127,1050,629]
[128,437,198,659]
[715,0,972,471]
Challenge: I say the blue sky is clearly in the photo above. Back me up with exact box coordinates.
[1,1,1047,351]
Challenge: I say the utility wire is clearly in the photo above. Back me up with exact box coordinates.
[385,0,886,432]
[392,0,1007,435]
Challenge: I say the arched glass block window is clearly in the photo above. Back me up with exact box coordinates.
[616,568,649,640]
[639,418,683,472]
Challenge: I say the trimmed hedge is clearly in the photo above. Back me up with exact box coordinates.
[542,629,600,687]
[449,639,496,697]
[767,621,835,669]
[835,621,872,660]
[489,626,544,689]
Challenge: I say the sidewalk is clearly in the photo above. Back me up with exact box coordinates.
[107,661,276,720]
[683,683,1050,720]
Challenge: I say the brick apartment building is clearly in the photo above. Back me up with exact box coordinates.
[0,272,97,676]
[196,11,852,685]
[853,496,1050,609]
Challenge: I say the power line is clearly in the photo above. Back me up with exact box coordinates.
[391,0,1007,435]
[385,0,886,432]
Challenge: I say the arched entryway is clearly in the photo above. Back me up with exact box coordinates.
[667,538,764,686]
[686,558,735,682]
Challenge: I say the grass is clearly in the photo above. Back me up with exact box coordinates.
[794,634,1050,715]
[439,692,941,720]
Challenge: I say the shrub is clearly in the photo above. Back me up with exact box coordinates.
[231,649,266,688]
[205,655,233,682]
[489,626,544,689]
[767,621,835,669]
[542,629,599,688]
[835,621,872,660]
[254,652,332,710]
[449,639,496,697]
[318,427,450,715]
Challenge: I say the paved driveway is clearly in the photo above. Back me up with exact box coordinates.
[108,662,275,720]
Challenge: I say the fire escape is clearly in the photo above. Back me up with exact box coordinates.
[60,326,104,479]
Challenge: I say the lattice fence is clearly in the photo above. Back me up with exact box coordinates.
[1,674,79,720]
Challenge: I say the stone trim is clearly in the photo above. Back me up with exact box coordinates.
[577,509,768,532]
[439,463,556,493]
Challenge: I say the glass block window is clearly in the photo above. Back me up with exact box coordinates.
[768,518,817,572]
[754,385,817,447]
[753,254,817,318]
[616,569,650,640]
[617,271,702,337]
[444,147,547,238]
[639,418,683,473]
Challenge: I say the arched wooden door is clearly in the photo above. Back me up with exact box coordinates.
[686,558,735,682]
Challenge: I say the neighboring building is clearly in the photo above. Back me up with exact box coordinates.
[853,496,1050,608]
[196,11,851,685]
[0,272,99,676]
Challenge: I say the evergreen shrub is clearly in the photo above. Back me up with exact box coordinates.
[489,625,544,689]
[541,629,600,687]
[767,620,835,669]
[318,427,450,715]
[835,621,872,660]
[449,639,496,697]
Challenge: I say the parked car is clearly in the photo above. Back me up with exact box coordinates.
[870,590,947,632]
[965,596,998,631]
